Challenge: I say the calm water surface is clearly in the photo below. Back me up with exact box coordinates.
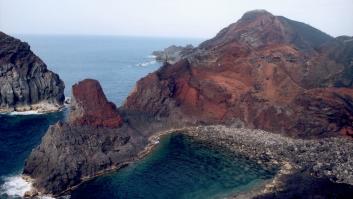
[71,133,275,199]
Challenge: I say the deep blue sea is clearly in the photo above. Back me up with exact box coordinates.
[0,35,275,199]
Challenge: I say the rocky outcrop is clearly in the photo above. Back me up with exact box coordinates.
[152,44,194,64]
[0,32,65,112]
[23,79,147,196]
[70,79,123,128]
[124,10,353,138]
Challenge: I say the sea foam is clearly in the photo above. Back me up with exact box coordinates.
[8,110,43,116]
[136,60,156,67]
[0,175,60,199]
[147,55,157,59]
[0,175,32,197]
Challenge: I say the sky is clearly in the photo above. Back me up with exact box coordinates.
[0,0,352,39]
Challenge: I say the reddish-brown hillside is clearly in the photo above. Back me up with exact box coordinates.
[124,10,353,138]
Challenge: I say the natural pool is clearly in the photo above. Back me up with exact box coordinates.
[71,133,276,199]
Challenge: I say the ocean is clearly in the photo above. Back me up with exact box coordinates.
[0,35,274,199]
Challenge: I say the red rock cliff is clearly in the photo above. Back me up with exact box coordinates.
[124,10,353,138]
[70,79,123,128]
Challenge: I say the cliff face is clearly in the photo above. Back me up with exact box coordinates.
[0,32,65,112]
[23,79,145,195]
[124,10,353,138]
[70,79,123,128]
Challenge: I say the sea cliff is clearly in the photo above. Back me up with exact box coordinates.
[0,32,65,113]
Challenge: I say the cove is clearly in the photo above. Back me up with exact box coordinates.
[71,133,276,199]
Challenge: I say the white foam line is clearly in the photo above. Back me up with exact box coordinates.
[39,196,57,199]
[147,55,157,59]
[8,110,44,116]
[136,60,156,67]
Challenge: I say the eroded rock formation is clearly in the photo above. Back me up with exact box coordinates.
[124,10,353,138]
[70,79,123,128]
[23,79,146,196]
[0,32,65,112]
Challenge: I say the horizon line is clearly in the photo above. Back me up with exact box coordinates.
[6,32,208,40]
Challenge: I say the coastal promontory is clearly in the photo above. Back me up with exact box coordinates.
[0,32,65,113]
[23,79,148,196]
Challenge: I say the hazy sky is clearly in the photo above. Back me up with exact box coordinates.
[0,0,352,38]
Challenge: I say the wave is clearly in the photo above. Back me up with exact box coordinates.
[0,175,60,199]
[136,60,156,67]
[147,55,157,59]
[0,175,32,197]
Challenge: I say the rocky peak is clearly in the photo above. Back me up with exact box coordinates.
[200,10,332,51]
[70,79,123,128]
[240,9,274,21]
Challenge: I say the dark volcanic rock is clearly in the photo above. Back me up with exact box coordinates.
[124,10,353,138]
[23,122,146,195]
[70,79,123,128]
[254,171,353,199]
[152,44,194,64]
[185,126,353,198]
[0,32,65,112]
[23,79,146,196]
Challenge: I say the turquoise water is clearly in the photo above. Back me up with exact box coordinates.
[0,35,275,199]
[71,134,275,199]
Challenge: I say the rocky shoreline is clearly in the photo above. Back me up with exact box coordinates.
[23,125,353,198]
[0,101,65,114]
[22,127,186,198]
[181,126,353,198]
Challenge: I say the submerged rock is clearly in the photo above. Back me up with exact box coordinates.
[0,32,65,113]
